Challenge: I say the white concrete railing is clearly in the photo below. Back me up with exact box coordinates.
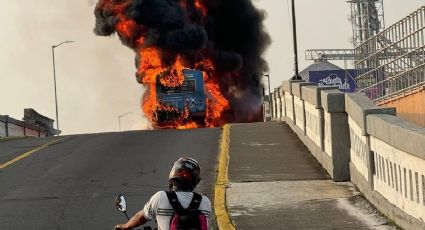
[371,136,425,221]
[270,80,425,229]
[284,92,293,122]
[276,90,282,120]
[280,88,285,120]
[271,92,276,120]
[348,116,369,182]
[304,101,321,148]
[367,114,425,223]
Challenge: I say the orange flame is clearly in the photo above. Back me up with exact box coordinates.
[177,122,198,130]
[204,72,230,127]
[137,48,164,121]
[159,56,185,88]
[116,16,137,40]
[195,0,208,16]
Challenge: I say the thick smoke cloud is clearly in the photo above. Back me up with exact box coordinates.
[166,25,208,52]
[94,0,270,123]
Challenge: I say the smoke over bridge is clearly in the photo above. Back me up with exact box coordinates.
[93,0,270,128]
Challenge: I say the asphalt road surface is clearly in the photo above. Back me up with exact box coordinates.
[0,128,221,229]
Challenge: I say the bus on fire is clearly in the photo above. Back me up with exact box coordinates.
[155,69,206,125]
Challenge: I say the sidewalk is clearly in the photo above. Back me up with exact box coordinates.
[225,122,397,229]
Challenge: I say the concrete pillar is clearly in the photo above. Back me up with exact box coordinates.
[292,82,316,135]
[345,93,396,188]
[322,90,351,181]
[302,86,338,151]
[282,80,304,124]
[270,92,275,121]
[279,86,286,121]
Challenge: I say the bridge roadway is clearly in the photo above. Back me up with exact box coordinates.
[0,129,220,229]
[0,123,397,229]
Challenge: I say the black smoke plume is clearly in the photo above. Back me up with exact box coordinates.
[94,0,270,123]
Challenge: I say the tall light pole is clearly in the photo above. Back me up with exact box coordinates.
[52,40,74,135]
[291,0,301,80]
[118,112,133,131]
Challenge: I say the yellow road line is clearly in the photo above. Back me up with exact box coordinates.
[0,138,65,169]
[214,124,236,230]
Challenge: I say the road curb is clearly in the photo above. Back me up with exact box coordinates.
[214,124,236,230]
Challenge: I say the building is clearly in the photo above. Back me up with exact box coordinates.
[0,109,59,138]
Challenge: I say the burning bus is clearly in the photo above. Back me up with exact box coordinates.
[155,69,206,127]
[94,0,270,129]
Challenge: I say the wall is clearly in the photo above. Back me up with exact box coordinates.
[272,80,425,229]
[379,86,425,127]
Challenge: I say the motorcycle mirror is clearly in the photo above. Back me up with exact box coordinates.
[115,194,127,212]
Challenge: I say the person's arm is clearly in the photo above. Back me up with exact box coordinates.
[114,210,148,230]
[115,191,161,230]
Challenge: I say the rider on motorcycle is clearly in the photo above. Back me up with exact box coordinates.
[114,157,211,230]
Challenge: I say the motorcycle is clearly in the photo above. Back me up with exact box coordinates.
[114,194,158,230]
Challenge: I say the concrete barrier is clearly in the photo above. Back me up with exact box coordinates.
[263,95,271,122]
[292,82,316,133]
[345,93,396,185]
[270,80,425,229]
[270,92,275,121]
[272,88,279,121]
[274,88,282,121]
[279,86,286,120]
[365,114,425,229]
[321,89,350,181]
[282,80,304,124]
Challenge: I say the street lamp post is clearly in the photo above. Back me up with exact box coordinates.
[291,0,301,80]
[52,40,74,135]
[118,112,133,131]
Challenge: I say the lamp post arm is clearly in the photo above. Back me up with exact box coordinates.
[118,112,133,131]
[53,40,74,48]
[118,112,133,119]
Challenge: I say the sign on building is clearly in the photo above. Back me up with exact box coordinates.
[309,70,357,92]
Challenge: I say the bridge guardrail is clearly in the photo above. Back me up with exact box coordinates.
[271,80,425,229]
[367,114,425,225]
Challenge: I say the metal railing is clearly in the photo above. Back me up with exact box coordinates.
[356,6,425,102]
[305,49,357,61]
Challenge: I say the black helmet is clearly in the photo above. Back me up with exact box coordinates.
[169,157,201,190]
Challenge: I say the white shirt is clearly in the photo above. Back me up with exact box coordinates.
[143,191,212,230]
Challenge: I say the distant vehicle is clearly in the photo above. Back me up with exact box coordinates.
[155,69,206,124]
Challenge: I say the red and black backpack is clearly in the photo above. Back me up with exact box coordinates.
[165,191,208,230]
